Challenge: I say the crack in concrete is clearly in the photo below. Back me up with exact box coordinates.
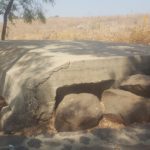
[35,62,71,90]
[31,62,71,121]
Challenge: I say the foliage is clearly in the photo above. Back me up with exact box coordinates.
[0,0,54,40]
[0,0,54,23]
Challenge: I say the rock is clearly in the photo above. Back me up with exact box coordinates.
[101,89,150,124]
[55,93,103,132]
[120,74,150,98]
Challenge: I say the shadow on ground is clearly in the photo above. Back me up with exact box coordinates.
[0,123,149,150]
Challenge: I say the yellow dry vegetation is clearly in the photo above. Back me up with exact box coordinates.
[98,114,125,129]
[0,14,150,44]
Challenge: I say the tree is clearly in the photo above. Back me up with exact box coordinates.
[0,0,54,40]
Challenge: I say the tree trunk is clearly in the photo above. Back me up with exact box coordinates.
[1,14,8,40]
[1,0,14,40]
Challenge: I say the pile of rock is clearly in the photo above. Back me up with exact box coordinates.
[55,74,150,132]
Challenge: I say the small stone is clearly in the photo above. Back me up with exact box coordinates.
[80,136,90,145]
[121,144,150,150]
[61,144,72,150]
[27,138,42,148]
[63,138,75,144]
[16,146,29,150]
[79,145,112,150]
[8,145,15,150]
[44,141,61,146]
[91,128,115,141]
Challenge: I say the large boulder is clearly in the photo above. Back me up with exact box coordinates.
[55,93,103,132]
[120,74,150,98]
[101,89,150,124]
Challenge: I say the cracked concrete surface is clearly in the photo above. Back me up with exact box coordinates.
[34,62,70,90]
[0,40,150,131]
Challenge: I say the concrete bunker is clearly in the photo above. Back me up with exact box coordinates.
[0,41,150,132]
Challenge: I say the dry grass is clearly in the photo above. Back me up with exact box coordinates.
[17,115,57,136]
[0,14,150,44]
[98,114,126,129]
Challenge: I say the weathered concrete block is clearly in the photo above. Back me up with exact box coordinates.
[0,40,150,131]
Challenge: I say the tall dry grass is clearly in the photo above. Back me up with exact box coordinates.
[0,14,150,44]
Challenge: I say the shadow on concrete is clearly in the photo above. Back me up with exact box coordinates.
[48,40,150,57]
[0,40,150,94]
[0,40,58,94]
[55,80,114,109]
